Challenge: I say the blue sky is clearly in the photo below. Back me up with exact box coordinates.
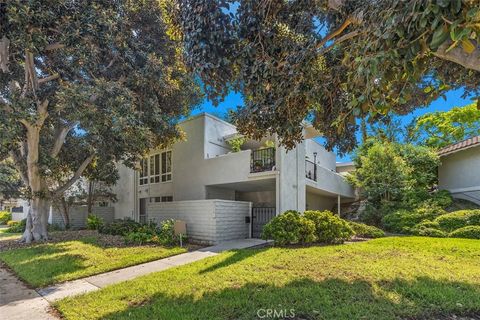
[192,89,475,162]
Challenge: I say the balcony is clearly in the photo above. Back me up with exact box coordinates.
[305,160,317,181]
[250,148,276,173]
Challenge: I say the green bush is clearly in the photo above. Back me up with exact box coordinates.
[6,219,26,233]
[348,221,385,238]
[99,218,142,236]
[262,211,316,245]
[87,214,104,230]
[427,190,453,208]
[124,231,152,245]
[304,210,354,244]
[382,205,446,233]
[416,227,447,238]
[434,210,480,232]
[0,211,12,225]
[449,226,480,239]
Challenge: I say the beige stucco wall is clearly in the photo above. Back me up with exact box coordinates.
[439,147,480,191]
[305,192,336,211]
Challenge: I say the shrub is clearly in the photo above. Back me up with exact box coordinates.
[348,221,385,238]
[6,219,26,233]
[124,231,152,245]
[262,211,316,245]
[0,211,12,225]
[304,210,354,244]
[99,218,142,236]
[416,227,447,238]
[87,214,103,230]
[434,210,480,232]
[427,190,453,208]
[449,226,480,239]
[382,205,446,233]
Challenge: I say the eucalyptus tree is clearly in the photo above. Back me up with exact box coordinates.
[172,0,480,154]
[0,1,201,242]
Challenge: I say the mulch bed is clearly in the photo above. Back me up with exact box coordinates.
[0,230,202,252]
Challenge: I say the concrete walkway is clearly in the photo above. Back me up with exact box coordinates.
[38,238,271,302]
[0,267,56,320]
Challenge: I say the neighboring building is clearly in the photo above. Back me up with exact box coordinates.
[438,136,480,205]
[112,113,355,244]
[1,198,29,221]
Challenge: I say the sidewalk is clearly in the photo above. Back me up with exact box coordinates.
[37,238,271,302]
[0,267,56,320]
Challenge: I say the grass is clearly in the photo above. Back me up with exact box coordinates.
[0,227,21,240]
[0,235,186,287]
[55,237,480,320]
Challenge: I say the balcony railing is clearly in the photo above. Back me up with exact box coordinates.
[305,160,317,181]
[250,148,276,173]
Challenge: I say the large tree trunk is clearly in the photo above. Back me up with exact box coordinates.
[60,196,70,229]
[21,197,49,242]
[87,180,94,214]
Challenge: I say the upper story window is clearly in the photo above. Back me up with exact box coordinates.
[139,158,148,185]
[139,150,172,185]
[150,154,160,183]
[161,151,172,182]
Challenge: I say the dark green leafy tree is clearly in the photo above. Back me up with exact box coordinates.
[0,159,23,205]
[172,0,480,153]
[0,1,201,242]
[412,103,480,148]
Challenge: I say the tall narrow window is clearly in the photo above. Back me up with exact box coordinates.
[150,154,160,183]
[161,151,172,182]
[139,158,148,185]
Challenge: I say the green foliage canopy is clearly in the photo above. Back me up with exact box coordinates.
[413,103,480,148]
[172,0,480,154]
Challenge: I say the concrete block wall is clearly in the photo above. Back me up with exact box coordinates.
[147,200,251,245]
[51,206,114,230]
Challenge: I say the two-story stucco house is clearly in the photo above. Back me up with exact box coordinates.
[111,113,355,244]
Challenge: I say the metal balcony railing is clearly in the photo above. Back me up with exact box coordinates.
[305,160,317,181]
[250,148,276,173]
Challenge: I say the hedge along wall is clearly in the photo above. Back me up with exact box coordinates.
[51,206,115,230]
[147,200,252,245]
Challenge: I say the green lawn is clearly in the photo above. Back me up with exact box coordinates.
[0,227,21,240]
[55,237,480,320]
[0,235,186,287]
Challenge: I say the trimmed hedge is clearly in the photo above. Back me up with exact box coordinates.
[348,221,385,238]
[262,211,316,245]
[434,210,480,232]
[382,205,446,233]
[263,210,354,245]
[449,226,480,239]
[304,211,354,244]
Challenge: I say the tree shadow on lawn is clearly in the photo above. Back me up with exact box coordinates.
[100,277,480,320]
[199,248,263,274]
[0,243,88,287]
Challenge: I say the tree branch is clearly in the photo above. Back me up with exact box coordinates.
[320,30,363,54]
[9,149,29,186]
[50,121,79,158]
[38,74,60,85]
[433,40,480,72]
[0,36,10,73]
[35,99,49,127]
[53,154,95,196]
[45,42,65,51]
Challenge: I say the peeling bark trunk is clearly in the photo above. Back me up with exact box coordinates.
[60,196,70,229]
[21,197,49,242]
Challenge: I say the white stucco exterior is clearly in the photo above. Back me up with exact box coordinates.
[111,113,355,241]
[438,145,480,205]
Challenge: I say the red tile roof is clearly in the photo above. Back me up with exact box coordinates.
[438,136,480,156]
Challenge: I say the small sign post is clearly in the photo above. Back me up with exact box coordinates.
[174,220,187,247]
